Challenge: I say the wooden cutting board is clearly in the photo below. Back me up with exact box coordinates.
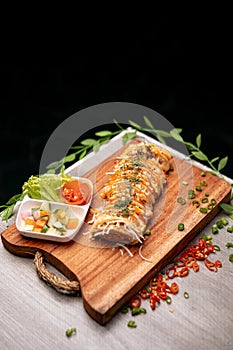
[1,140,232,325]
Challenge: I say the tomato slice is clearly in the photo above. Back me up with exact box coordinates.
[60,180,91,205]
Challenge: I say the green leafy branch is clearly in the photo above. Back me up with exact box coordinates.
[0,115,230,222]
[46,124,137,174]
[129,116,228,175]
[0,193,25,222]
[46,115,228,177]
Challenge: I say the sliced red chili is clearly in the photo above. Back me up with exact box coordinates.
[177,267,189,277]
[205,242,215,254]
[139,288,150,300]
[170,282,179,294]
[179,253,189,264]
[204,258,216,272]
[166,265,177,279]
[156,281,167,292]
[158,291,168,300]
[129,295,141,309]
[215,260,222,268]
[198,237,206,249]
[194,250,206,261]
[150,295,160,310]
[156,274,163,282]
[192,261,200,272]
[149,278,157,290]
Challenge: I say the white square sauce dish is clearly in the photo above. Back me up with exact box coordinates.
[16,198,90,243]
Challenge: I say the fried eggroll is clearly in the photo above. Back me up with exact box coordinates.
[89,142,172,244]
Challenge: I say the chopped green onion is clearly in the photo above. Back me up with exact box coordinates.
[220,217,228,226]
[214,244,220,251]
[188,190,195,199]
[145,229,151,236]
[121,306,129,313]
[227,226,233,233]
[216,220,224,229]
[211,198,216,205]
[201,172,206,177]
[196,185,202,191]
[128,320,137,328]
[166,296,172,304]
[202,234,208,241]
[177,197,186,205]
[200,180,207,187]
[226,242,233,248]
[131,308,141,316]
[205,192,209,197]
[131,307,147,316]
[201,197,209,203]
[66,328,76,337]
[184,292,189,299]
[212,224,219,234]
[139,308,147,314]
[229,254,233,263]
[178,223,185,231]
[192,200,200,208]
[199,207,207,214]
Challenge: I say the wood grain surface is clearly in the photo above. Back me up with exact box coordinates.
[1,140,232,325]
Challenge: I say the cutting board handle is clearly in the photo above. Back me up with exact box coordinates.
[34,251,80,295]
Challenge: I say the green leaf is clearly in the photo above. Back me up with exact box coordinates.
[126,131,137,140]
[122,134,128,145]
[95,130,113,137]
[93,140,100,153]
[0,204,14,221]
[170,129,184,142]
[156,135,166,144]
[156,130,171,137]
[122,131,137,144]
[191,151,208,161]
[99,137,111,146]
[184,142,196,151]
[46,161,62,170]
[143,116,154,129]
[79,149,87,159]
[63,153,76,163]
[80,138,97,146]
[60,165,65,173]
[220,203,233,212]
[46,169,56,174]
[113,119,124,130]
[70,145,83,150]
[6,193,24,205]
[218,156,228,171]
[210,157,220,164]
[196,134,201,148]
[129,120,142,130]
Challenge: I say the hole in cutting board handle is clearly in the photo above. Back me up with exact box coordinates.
[33,251,80,295]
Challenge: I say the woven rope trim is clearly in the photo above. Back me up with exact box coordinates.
[34,251,80,294]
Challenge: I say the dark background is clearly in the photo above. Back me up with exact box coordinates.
[1,16,232,205]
